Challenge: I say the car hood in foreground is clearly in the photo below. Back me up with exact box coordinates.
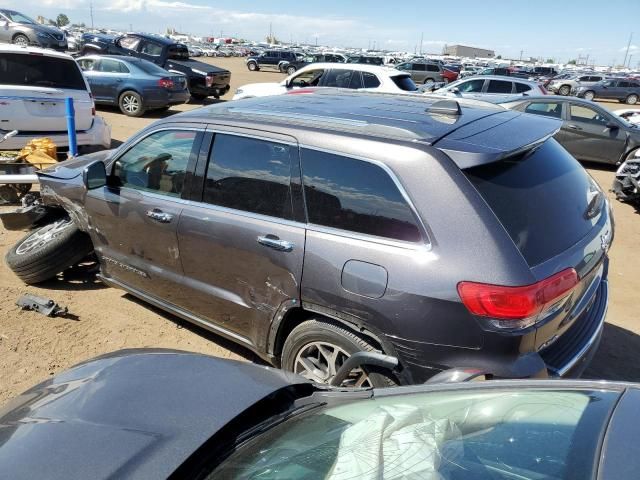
[0,350,310,480]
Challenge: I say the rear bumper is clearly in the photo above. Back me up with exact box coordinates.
[0,116,111,150]
[143,90,190,108]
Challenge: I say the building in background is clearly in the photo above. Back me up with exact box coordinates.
[443,44,495,58]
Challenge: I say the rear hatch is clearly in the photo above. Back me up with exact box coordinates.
[0,52,92,132]
[438,111,611,371]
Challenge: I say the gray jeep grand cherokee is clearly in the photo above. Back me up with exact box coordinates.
[4,91,613,386]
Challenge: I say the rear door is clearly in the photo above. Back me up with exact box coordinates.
[83,126,203,303]
[92,58,130,102]
[176,129,305,348]
[564,102,626,163]
[0,51,92,131]
[485,79,515,95]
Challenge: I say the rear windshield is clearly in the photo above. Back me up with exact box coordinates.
[464,139,601,266]
[0,53,86,90]
[167,45,189,60]
[135,59,171,75]
[391,74,418,91]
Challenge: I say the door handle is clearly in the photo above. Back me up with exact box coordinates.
[567,124,583,131]
[146,209,173,223]
[257,235,294,252]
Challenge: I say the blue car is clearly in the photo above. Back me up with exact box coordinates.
[77,55,190,117]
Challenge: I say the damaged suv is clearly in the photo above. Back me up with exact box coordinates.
[3,91,613,386]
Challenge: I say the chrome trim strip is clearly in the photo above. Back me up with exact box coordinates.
[206,126,298,146]
[98,274,254,347]
[553,280,608,377]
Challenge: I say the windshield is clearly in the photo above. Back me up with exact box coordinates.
[390,74,417,91]
[1,9,36,24]
[209,388,616,479]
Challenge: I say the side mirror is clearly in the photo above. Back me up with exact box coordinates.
[606,121,619,130]
[450,87,460,94]
[83,160,107,190]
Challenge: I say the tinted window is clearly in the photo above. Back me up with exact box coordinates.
[578,76,591,81]
[464,139,602,266]
[515,82,532,93]
[412,63,426,71]
[570,104,609,125]
[347,71,363,89]
[362,71,381,88]
[524,102,562,118]
[210,389,616,480]
[322,69,357,88]
[167,45,189,60]
[0,53,86,90]
[301,149,421,242]
[426,64,440,72]
[487,80,513,93]
[204,135,293,219]
[140,41,163,56]
[619,81,631,88]
[114,130,199,197]
[390,74,417,91]
[456,78,484,92]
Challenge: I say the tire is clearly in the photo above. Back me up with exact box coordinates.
[247,62,258,71]
[626,94,638,105]
[118,91,145,117]
[424,78,435,86]
[5,218,94,285]
[286,65,297,75]
[559,85,571,96]
[191,93,208,101]
[12,34,29,46]
[281,319,398,388]
[583,90,595,101]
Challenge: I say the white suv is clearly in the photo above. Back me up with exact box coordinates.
[233,63,418,100]
[0,45,110,151]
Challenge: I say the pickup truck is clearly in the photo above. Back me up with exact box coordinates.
[80,33,231,99]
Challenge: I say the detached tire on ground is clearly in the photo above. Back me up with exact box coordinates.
[281,318,398,388]
[5,218,93,285]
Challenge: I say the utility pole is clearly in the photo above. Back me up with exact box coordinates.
[89,0,94,29]
[623,32,633,68]
[519,49,523,61]
[419,32,423,55]
[268,22,272,43]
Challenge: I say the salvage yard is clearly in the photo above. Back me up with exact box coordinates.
[1,57,639,405]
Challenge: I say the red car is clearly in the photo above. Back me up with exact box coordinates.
[442,68,459,83]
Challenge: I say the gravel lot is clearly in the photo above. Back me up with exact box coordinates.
[1,57,639,404]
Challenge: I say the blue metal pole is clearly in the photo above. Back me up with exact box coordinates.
[65,97,78,157]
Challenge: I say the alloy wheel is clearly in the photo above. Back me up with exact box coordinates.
[122,95,140,114]
[293,341,372,387]
[13,35,28,46]
[627,95,638,105]
[15,219,72,255]
[584,91,595,101]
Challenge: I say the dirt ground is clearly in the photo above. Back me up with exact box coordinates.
[1,57,639,404]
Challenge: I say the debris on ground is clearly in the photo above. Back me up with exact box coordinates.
[16,294,68,318]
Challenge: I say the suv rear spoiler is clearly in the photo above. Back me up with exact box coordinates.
[433,111,561,169]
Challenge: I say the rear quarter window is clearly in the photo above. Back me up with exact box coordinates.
[464,139,601,266]
[390,74,417,91]
[0,53,86,90]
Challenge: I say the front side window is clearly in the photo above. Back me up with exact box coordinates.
[210,388,616,480]
[140,41,163,57]
[289,69,324,87]
[118,35,141,51]
[301,149,421,242]
[396,63,411,71]
[204,135,293,219]
[113,130,199,197]
[487,79,513,93]
[456,78,484,92]
[570,104,609,125]
[524,102,562,118]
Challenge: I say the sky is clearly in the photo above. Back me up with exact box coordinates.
[4,0,640,66]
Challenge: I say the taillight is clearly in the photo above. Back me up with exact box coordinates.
[540,84,549,95]
[158,78,175,89]
[457,268,579,330]
[205,75,213,87]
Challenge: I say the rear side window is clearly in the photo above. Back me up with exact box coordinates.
[426,64,440,72]
[167,45,189,60]
[524,102,562,118]
[0,53,86,90]
[301,149,422,242]
[140,41,163,56]
[413,63,426,71]
[515,82,532,93]
[98,58,129,73]
[362,72,381,88]
[135,59,173,75]
[390,74,417,91]
[487,80,513,93]
[323,69,356,88]
[464,139,601,266]
[204,135,293,219]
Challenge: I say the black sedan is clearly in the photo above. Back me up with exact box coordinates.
[502,95,640,165]
[1,349,639,479]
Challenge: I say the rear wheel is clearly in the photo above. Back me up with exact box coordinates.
[12,34,29,46]
[118,91,145,117]
[5,218,94,284]
[626,94,638,105]
[583,90,595,101]
[281,319,398,388]
[559,84,571,96]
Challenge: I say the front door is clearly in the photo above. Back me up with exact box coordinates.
[83,128,203,304]
[563,103,626,163]
[177,130,305,348]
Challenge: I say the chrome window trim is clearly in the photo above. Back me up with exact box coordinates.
[298,143,432,247]
[206,127,298,146]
